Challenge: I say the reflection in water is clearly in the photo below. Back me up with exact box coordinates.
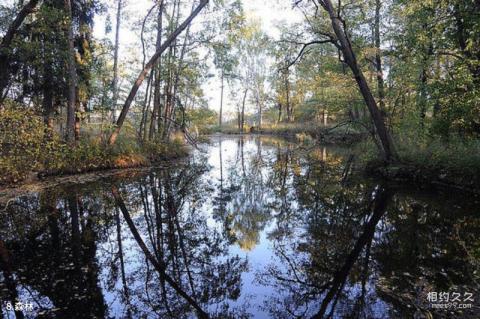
[1,135,479,318]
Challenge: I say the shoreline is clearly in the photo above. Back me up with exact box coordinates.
[0,166,152,205]
[365,160,480,195]
[0,154,190,205]
[2,133,479,205]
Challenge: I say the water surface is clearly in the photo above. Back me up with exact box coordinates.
[1,135,479,318]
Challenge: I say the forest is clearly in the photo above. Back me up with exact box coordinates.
[0,0,479,187]
[1,1,480,318]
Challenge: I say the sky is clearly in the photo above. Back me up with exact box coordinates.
[93,0,303,119]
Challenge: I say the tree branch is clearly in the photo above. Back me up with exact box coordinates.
[0,0,39,50]
[284,40,334,69]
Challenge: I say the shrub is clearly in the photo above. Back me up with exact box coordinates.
[142,138,187,162]
[395,135,480,176]
[0,107,46,183]
[0,105,189,185]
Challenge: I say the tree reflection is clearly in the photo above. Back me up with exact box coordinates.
[214,137,273,251]
[0,188,107,318]
[255,139,480,318]
[1,136,479,318]
[0,159,248,318]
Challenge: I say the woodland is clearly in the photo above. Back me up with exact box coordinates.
[0,0,479,188]
[1,1,480,318]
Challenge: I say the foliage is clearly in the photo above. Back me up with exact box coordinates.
[0,105,187,185]
[395,135,480,177]
[186,107,218,134]
[142,137,188,162]
[0,105,46,183]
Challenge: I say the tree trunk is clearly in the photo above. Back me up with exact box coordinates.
[256,92,262,129]
[241,88,247,133]
[162,0,182,140]
[108,0,209,145]
[277,102,282,123]
[149,1,164,140]
[43,55,54,129]
[64,0,77,143]
[374,0,385,112]
[285,69,291,122]
[322,0,396,161]
[139,74,152,141]
[237,109,241,130]
[0,0,40,100]
[419,63,428,128]
[219,69,224,128]
[111,0,123,122]
[166,3,193,140]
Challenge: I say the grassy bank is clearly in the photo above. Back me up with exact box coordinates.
[359,135,480,192]
[212,122,366,144]
[0,108,188,186]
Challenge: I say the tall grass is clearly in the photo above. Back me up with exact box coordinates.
[396,135,480,176]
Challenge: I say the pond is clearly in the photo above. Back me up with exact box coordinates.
[0,135,479,318]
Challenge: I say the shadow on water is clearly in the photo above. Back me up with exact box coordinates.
[0,135,479,318]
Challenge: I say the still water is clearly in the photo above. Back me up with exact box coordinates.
[0,135,479,318]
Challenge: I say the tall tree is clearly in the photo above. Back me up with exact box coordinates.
[300,0,396,161]
[373,0,385,112]
[108,0,209,145]
[0,0,40,100]
[111,0,123,122]
[64,0,77,143]
[149,0,164,140]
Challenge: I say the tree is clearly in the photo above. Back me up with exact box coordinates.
[230,18,268,131]
[211,0,243,129]
[373,0,385,112]
[111,0,124,122]
[64,0,77,143]
[108,0,209,145]
[0,0,40,101]
[148,0,164,140]
[295,0,396,161]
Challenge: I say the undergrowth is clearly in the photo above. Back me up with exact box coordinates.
[0,107,187,185]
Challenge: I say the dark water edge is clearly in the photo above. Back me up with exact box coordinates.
[0,135,479,318]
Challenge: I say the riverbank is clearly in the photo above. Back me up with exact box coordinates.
[0,140,188,187]
[366,160,480,194]
[0,131,188,188]
[212,125,480,193]
[0,106,189,187]
[361,137,480,194]
[0,166,151,205]
[214,122,366,144]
